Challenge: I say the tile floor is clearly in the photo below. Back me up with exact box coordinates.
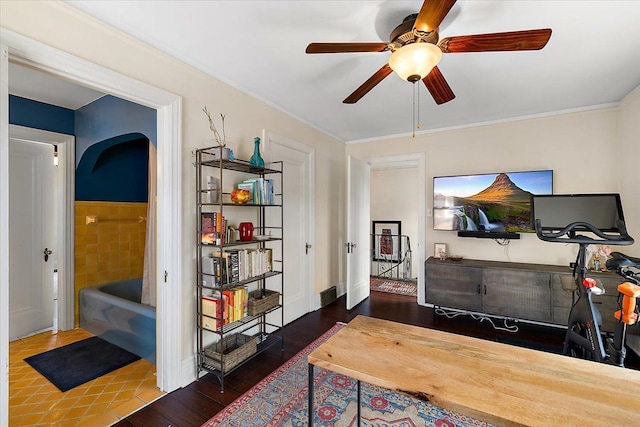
[9,328,165,426]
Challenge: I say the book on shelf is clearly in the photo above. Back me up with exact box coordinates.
[236,182,255,203]
[202,248,272,289]
[201,255,215,288]
[220,286,248,324]
[222,290,234,323]
[201,294,223,330]
[237,178,275,205]
[202,254,229,287]
[205,175,220,204]
[227,248,273,282]
[201,212,226,245]
[224,249,241,283]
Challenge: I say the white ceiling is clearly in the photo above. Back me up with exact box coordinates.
[9,62,104,110]
[20,1,640,142]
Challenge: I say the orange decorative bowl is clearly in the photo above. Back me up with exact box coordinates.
[230,188,251,204]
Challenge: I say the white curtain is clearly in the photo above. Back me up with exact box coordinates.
[142,142,157,307]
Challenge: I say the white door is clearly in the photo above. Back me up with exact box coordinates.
[346,156,370,310]
[9,139,54,340]
[265,132,314,325]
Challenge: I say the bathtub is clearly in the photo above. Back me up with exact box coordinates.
[79,278,156,364]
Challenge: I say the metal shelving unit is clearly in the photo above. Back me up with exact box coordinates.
[195,146,284,392]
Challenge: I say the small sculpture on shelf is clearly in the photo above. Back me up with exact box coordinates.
[239,222,254,241]
[230,188,251,204]
[250,136,265,168]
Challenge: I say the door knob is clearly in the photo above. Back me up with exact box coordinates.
[43,247,53,262]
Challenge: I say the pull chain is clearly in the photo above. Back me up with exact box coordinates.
[417,83,421,131]
[412,83,417,138]
[412,82,421,139]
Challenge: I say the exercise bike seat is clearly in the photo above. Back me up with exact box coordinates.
[606,252,640,270]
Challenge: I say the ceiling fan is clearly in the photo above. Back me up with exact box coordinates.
[306,0,552,105]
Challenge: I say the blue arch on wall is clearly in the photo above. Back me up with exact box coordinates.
[76,132,149,202]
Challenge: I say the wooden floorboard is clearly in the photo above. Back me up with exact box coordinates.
[115,291,640,427]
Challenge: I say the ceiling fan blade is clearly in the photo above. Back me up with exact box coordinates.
[422,66,455,104]
[306,42,388,54]
[343,64,393,104]
[414,0,457,32]
[439,29,552,53]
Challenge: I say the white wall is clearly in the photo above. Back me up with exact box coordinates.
[370,167,419,279]
[348,105,638,269]
[1,0,346,380]
[619,87,640,249]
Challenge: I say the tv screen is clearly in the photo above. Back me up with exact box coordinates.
[532,194,624,232]
[433,170,553,232]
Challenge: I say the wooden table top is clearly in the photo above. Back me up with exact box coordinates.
[307,315,640,426]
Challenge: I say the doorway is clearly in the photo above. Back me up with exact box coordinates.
[369,154,426,305]
[345,153,426,309]
[1,31,183,422]
[370,167,419,297]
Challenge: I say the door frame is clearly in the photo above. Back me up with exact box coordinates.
[9,125,74,332]
[369,153,426,305]
[0,28,183,408]
[262,129,316,314]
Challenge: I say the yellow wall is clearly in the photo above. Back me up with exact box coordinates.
[74,201,147,324]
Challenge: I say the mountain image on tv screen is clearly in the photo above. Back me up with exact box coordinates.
[433,170,553,232]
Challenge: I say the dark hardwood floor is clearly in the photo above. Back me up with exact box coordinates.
[115,291,640,427]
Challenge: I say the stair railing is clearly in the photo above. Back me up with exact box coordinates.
[370,233,414,280]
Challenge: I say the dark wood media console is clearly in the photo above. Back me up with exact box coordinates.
[425,257,639,336]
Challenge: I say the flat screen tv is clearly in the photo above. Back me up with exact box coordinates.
[433,170,553,233]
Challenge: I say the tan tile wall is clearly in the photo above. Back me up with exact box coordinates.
[74,201,147,325]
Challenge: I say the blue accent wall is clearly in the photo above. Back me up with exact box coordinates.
[9,95,75,135]
[75,95,156,167]
[76,133,149,202]
[9,93,155,202]
[75,95,156,202]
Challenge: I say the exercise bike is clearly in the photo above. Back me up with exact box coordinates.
[532,193,640,366]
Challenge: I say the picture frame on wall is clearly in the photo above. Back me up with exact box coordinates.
[372,221,401,262]
[434,243,447,259]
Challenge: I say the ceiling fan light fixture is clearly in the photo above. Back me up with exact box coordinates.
[389,42,442,83]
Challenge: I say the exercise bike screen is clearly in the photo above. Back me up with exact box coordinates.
[532,194,624,232]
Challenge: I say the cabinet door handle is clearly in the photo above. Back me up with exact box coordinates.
[477,284,481,294]
[484,284,487,295]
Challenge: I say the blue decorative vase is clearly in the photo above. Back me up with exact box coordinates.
[249,136,264,168]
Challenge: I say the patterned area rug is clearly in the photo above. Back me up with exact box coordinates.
[203,323,493,427]
[370,277,418,297]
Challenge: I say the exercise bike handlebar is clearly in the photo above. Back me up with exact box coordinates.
[535,219,634,246]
